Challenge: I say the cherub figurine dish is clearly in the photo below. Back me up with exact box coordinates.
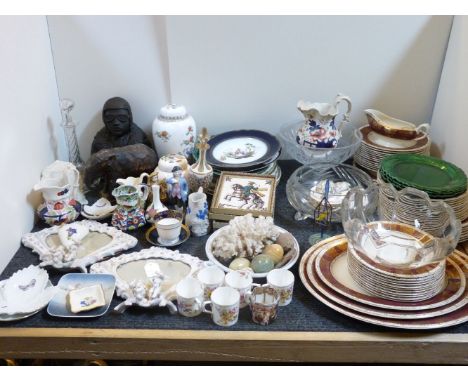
[296,94,352,148]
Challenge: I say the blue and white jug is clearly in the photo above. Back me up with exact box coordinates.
[296,94,352,148]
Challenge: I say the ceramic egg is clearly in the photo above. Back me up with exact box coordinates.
[263,244,284,264]
[229,258,251,271]
[250,254,275,274]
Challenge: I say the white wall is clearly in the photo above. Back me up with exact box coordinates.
[166,16,452,138]
[47,16,171,161]
[431,16,468,174]
[47,16,452,161]
[0,16,65,272]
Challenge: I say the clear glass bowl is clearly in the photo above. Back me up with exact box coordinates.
[279,121,362,165]
[341,184,461,269]
[286,164,373,222]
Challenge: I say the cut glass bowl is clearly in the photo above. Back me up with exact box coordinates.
[286,164,373,221]
[279,121,362,166]
[341,184,461,269]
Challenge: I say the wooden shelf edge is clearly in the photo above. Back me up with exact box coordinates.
[0,328,467,364]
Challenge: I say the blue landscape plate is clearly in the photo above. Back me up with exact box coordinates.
[47,273,116,318]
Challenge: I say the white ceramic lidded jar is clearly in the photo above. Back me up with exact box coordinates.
[152,104,197,160]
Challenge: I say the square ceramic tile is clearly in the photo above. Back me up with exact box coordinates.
[47,273,115,318]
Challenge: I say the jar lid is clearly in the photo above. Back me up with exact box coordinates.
[158,154,188,173]
[159,104,188,120]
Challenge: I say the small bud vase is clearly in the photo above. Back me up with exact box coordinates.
[185,187,209,237]
[188,127,213,192]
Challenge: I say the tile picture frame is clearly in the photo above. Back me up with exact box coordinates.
[210,171,276,217]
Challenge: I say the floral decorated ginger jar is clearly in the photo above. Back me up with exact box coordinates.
[152,104,196,160]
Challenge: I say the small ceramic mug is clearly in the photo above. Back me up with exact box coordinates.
[155,217,182,245]
[224,269,260,308]
[202,286,240,327]
[176,277,204,317]
[197,266,225,300]
[246,286,280,326]
[264,269,295,306]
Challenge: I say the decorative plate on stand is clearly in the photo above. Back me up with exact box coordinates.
[206,130,281,172]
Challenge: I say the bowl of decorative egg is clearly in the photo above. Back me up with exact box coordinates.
[205,214,300,278]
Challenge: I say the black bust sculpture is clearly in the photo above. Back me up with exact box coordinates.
[91,97,152,154]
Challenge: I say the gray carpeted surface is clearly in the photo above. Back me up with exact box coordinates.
[1,160,467,333]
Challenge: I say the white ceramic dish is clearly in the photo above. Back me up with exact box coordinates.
[205,225,300,278]
[47,273,116,318]
[82,198,116,219]
[0,265,56,320]
[68,284,106,313]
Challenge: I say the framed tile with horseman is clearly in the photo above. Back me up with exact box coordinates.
[210,172,277,218]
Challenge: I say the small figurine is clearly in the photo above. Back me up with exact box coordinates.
[91,97,153,154]
[309,179,334,245]
[185,187,209,237]
[149,154,189,203]
[166,166,189,211]
[187,127,213,192]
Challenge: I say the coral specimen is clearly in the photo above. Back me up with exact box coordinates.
[211,214,280,261]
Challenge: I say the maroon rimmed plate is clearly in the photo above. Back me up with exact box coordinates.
[299,242,468,329]
[312,235,465,311]
[304,247,468,320]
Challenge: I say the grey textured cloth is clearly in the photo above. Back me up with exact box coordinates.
[1,160,467,333]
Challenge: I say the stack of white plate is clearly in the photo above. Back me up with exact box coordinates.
[377,173,468,239]
[299,235,468,330]
[354,125,431,177]
[347,246,446,302]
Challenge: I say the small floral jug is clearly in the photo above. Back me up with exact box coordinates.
[111,184,149,231]
[185,187,209,237]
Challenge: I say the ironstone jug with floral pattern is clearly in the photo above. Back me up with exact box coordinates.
[296,94,352,148]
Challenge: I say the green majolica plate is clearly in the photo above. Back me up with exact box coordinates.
[380,154,467,198]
